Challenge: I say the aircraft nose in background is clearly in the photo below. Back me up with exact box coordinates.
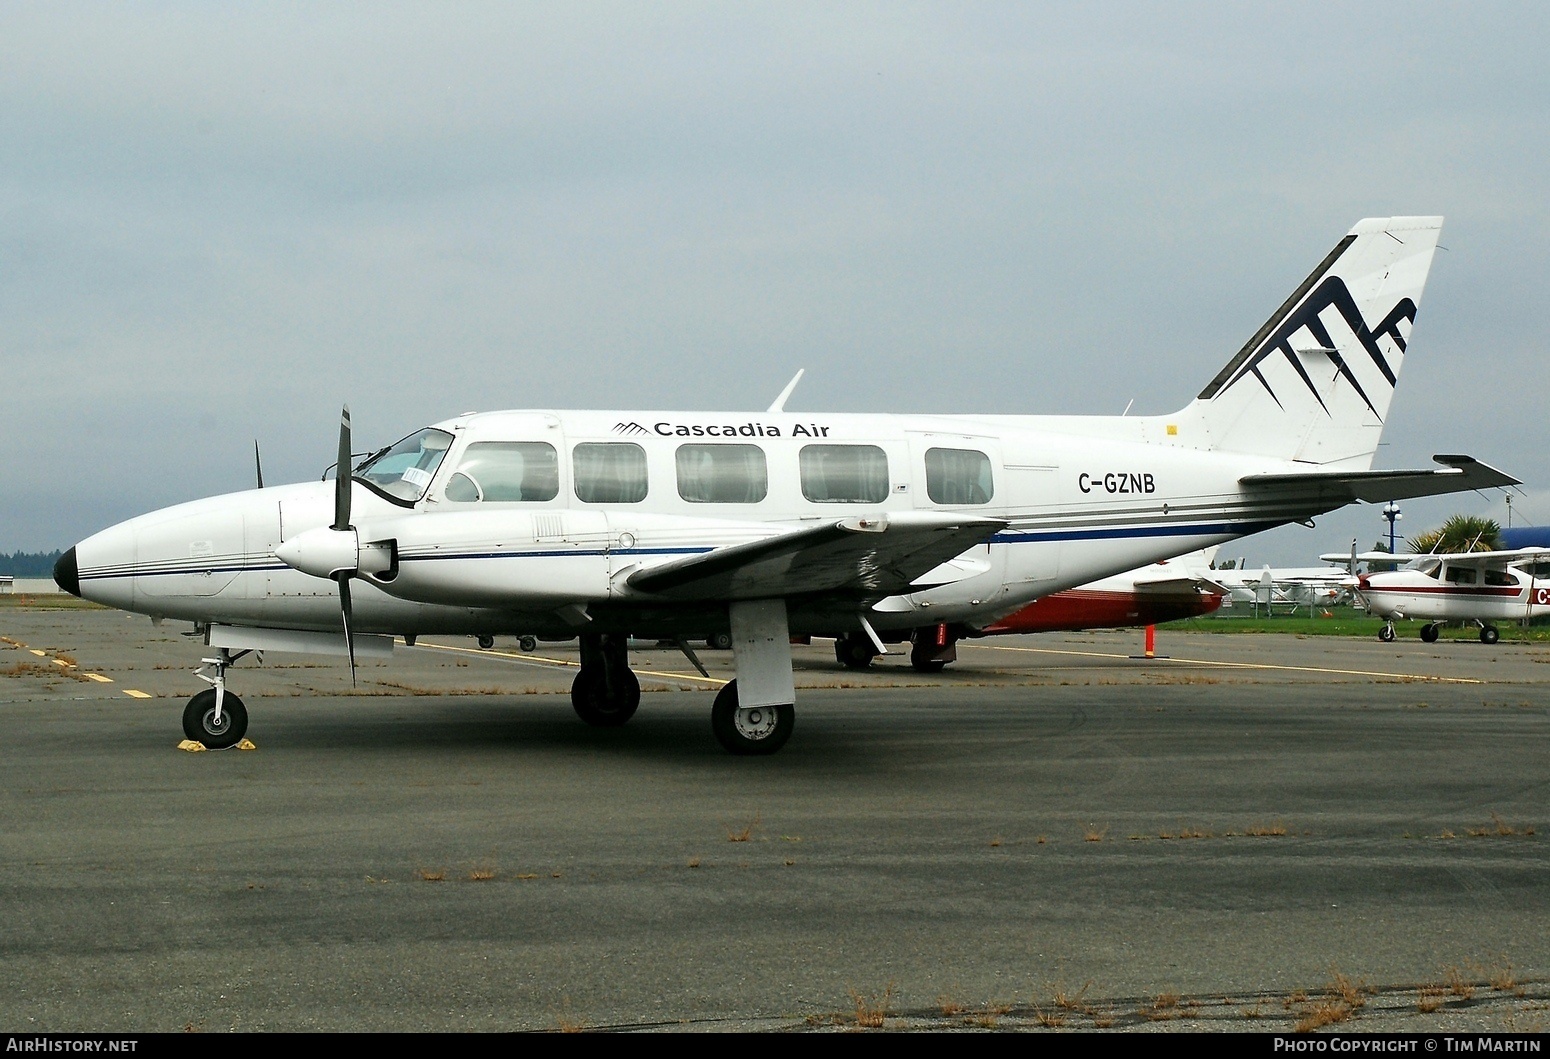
[53,547,80,597]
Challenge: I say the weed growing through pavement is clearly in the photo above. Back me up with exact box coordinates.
[849,982,894,1028]
[727,812,761,842]
[1083,824,1108,842]
[416,868,445,882]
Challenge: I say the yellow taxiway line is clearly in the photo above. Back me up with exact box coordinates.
[403,639,727,687]
[962,642,1483,684]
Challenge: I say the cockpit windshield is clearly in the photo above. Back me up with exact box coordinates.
[354,427,454,504]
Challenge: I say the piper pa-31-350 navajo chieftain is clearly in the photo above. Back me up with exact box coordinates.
[56,216,1516,754]
[1336,547,1550,644]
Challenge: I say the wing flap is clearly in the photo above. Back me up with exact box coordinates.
[626,512,1006,602]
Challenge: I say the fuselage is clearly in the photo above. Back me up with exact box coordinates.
[63,406,1361,640]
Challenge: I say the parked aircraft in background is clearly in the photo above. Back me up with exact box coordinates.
[1205,559,1356,614]
[56,216,1516,754]
[843,550,1226,672]
[1340,548,1550,643]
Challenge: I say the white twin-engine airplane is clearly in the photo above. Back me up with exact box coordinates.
[56,216,1516,754]
[1333,548,1550,644]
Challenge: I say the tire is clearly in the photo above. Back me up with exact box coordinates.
[1420,624,1439,643]
[909,641,949,673]
[834,634,876,670]
[1481,626,1500,645]
[518,636,537,652]
[707,632,733,651]
[570,666,641,727]
[1377,625,1396,643]
[182,689,247,749]
[710,680,794,755]
[477,634,495,650]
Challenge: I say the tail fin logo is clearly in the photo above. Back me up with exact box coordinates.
[1203,277,1416,422]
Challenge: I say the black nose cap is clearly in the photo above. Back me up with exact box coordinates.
[53,547,80,597]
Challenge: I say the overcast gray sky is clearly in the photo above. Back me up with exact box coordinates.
[4,3,1546,563]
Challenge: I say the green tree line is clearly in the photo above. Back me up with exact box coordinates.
[1,551,64,577]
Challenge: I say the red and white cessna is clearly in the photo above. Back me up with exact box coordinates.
[1346,548,1550,644]
[55,216,1517,754]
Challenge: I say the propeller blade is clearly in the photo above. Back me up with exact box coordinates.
[337,574,357,687]
[334,405,352,531]
[254,440,265,490]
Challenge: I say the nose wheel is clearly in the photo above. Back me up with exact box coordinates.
[183,689,248,748]
[185,647,251,748]
[1377,622,1397,643]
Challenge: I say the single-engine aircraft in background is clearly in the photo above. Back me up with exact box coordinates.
[56,216,1517,754]
[1332,547,1550,643]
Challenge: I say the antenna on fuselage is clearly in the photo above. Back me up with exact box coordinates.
[254,440,265,490]
[767,369,805,413]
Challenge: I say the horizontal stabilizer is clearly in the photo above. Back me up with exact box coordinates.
[626,512,1005,602]
[1240,455,1518,504]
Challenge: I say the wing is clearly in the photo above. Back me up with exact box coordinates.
[1241,454,1518,504]
[1432,547,1550,569]
[626,512,1006,602]
[1129,575,1227,596]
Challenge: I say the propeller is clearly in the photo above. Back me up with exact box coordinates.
[274,405,386,686]
[334,406,357,685]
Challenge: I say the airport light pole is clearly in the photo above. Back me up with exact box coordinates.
[1382,502,1402,555]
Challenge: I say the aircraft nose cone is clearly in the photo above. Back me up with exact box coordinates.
[54,547,80,597]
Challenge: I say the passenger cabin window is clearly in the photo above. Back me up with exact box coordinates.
[1484,568,1516,587]
[444,442,559,502]
[573,442,648,503]
[800,445,889,504]
[676,444,767,503]
[1443,565,1477,585]
[925,447,994,505]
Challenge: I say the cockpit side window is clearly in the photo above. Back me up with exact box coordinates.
[1415,558,1442,578]
[444,442,560,503]
[355,428,455,504]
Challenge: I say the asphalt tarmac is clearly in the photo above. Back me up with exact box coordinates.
[2,605,1547,1033]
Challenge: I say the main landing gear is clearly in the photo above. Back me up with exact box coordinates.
[184,647,249,749]
[835,632,878,670]
[1420,623,1440,643]
[570,632,641,727]
[1479,623,1500,645]
[711,680,794,755]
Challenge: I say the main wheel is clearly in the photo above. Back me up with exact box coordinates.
[707,632,733,650]
[834,634,876,670]
[1420,624,1440,643]
[1481,625,1500,645]
[570,666,641,727]
[477,634,495,649]
[518,635,538,652]
[711,680,794,755]
[182,689,248,749]
[1377,625,1396,643]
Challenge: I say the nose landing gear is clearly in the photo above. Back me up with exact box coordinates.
[185,648,250,748]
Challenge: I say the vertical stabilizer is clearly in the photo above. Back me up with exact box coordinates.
[1177,216,1443,468]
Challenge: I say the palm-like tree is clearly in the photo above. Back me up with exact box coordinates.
[1407,514,1502,554]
